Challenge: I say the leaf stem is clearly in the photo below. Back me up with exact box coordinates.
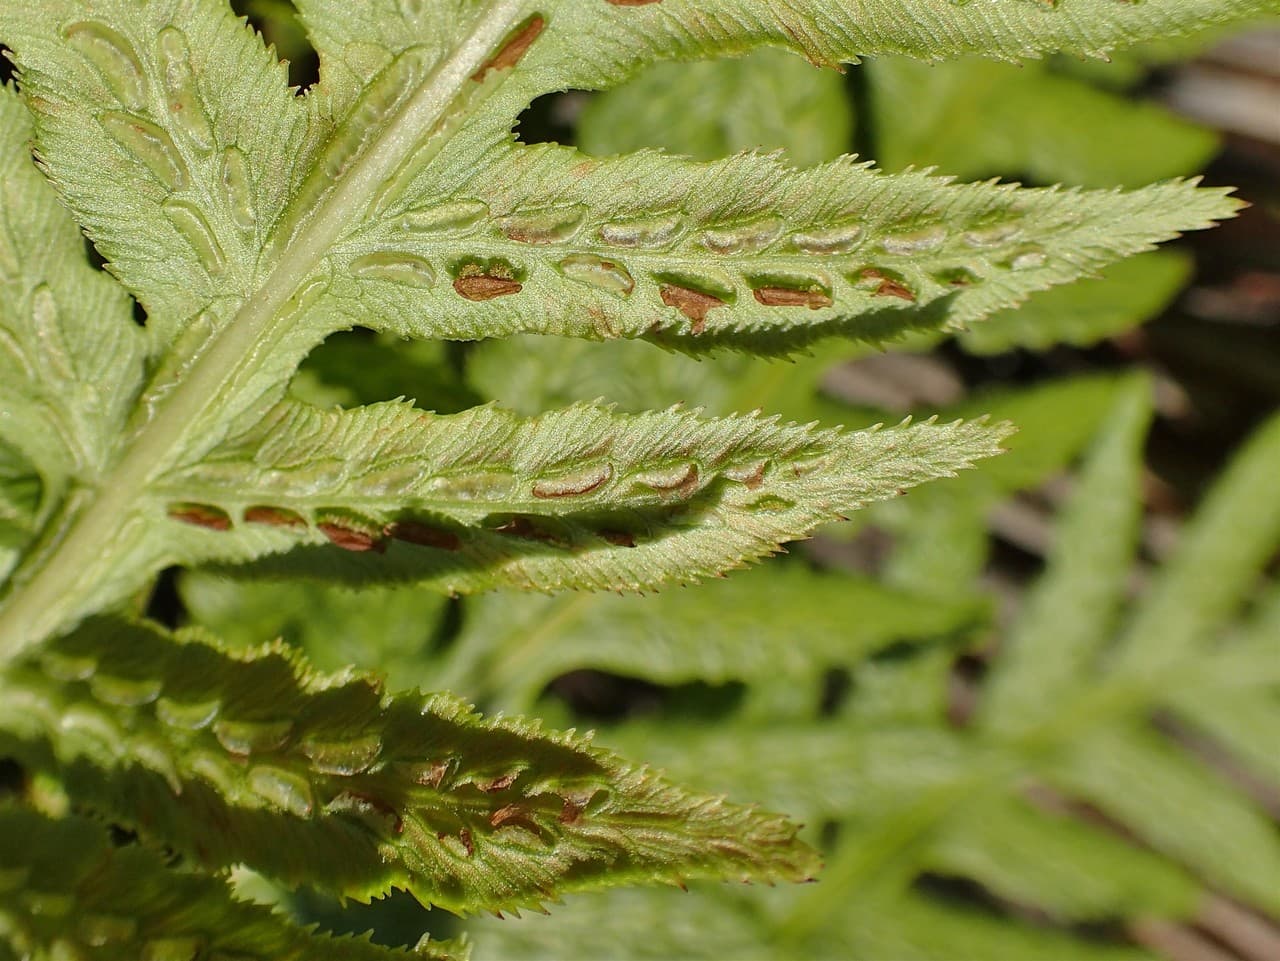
[0,1,533,659]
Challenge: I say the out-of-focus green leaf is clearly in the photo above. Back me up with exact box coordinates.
[293,331,480,414]
[433,563,984,710]
[0,803,467,960]
[866,56,1218,188]
[458,391,1280,960]
[956,251,1191,355]
[179,571,449,689]
[874,374,1137,594]
[980,377,1153,730]
[577,47,852,167]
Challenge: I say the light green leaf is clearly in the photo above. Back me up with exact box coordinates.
[770,392,1280,956]
[833,890,1152,961]
[0,804,467,961]
[934,795,1197,922]
[577,47,852,166]
[956,251,1192,354]
[0,617,819,914]
[466,881,1153,961]
[874,374,1136,593]
[526,0,1280,81]
[1113,408,1280,675]
[867,56,1218,188]
[332,147,1239,354]
[0,3,306,348]
[0,82,144,502]
[0,1,1251,653]
[177,572,450,689]
[157,400,1011,596]
[432,563,985,709]
[1053,726,1280,914]
[980,376,1153,733]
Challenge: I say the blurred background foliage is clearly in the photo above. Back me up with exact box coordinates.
[196,5,1280,958]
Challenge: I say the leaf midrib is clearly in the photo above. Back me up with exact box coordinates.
[0,1,532,658]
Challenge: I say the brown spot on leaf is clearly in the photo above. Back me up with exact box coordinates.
[319,523,386,553]
[860,268,915,302]
[495,516,568,546]
[753,286,833,310]
[559,798,583,825]
[459,828,475,856]
[478,772,519,793]
[454,275,523,301]
[473,17,545,81]
[532,464,613,499]
[660,284,724,333]
[874,279,916,301]
[490,803,541,834]
[386,520,461,552]
[600,529,636,548]
[417,761,450,789]
[168,504,231,531]
[244,506,306,529]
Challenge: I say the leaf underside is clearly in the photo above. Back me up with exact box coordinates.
[0,617,819,915]
[0,0,1254,645]
[0,0,1272,950]
[0,805,468,961]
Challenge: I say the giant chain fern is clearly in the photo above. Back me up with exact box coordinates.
[0,0,1271,955]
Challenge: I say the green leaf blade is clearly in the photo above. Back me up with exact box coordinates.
[532,0,1279,83]
[0,0,306,341]
[0,804,467,961]
[1114,408,1280,675]
[0,83,144,490]
[0,618,819,915]
[155,400,1011,594]
[981,375,1154,733]
[348,148,1242,354]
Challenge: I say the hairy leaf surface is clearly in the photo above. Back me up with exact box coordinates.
[0,618,819,913]
[158,401,1011,595]
[0,805,466,961]
[0,1,1273,954]
[0,0,1253,650]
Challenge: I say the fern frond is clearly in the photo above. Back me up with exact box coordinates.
[0,804,467,960]
[0,0,1251,649]
[979,379,1152,732]
[331,148,1239,354]
[153,400,1011,595]
[0,617,819,915]
[300,0,1280,90]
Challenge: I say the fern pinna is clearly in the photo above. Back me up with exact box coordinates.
[0,0,1271,957]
